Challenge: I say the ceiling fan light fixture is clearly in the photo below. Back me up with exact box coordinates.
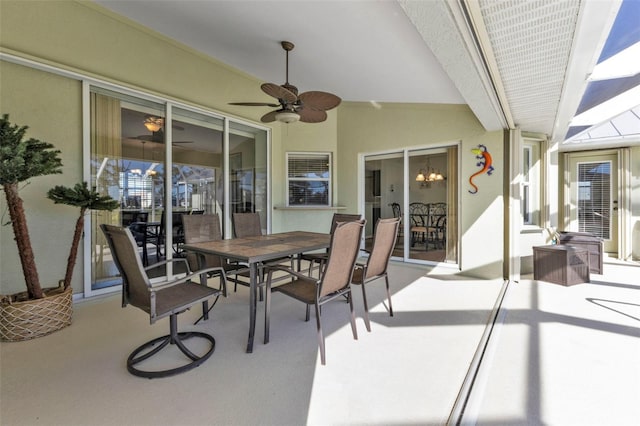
[275,111,300,123]
[144,117,163,132]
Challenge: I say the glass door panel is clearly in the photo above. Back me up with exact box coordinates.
[364,153,404,257]
[88,89,271,296]
[171,108,223,215]
[89,88,165,292]
[408,148,455,263]
[568,152,618,252]
[229,121,268,233]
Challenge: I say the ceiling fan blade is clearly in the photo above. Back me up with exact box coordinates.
[260,110,281,123]
[298,91,341,111]
[261,83,297,103]
[229,102,281,107]
[297,108,327,123]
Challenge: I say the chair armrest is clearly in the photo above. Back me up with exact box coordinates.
[150,266,227,291]
[145,258,191,274]
[264,264,319,285]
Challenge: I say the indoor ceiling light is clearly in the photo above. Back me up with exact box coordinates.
[416,164,446,187]
[144,117,163,132]
[275,111,300,123]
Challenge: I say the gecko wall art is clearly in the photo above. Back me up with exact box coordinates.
[468,144,494,194]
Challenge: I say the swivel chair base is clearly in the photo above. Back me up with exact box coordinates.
[127,314,215,379]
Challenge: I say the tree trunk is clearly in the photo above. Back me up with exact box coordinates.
[63,207,86,289]
[2,183,43,299]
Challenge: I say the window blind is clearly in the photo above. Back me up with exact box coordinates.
[286,153,331,206]
[577,161,610,239]
[288,156,330,179]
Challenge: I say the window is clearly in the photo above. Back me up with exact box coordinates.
[522,140,541,226]
[286,152,331,206]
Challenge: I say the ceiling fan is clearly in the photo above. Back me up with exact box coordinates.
[132,116,192,144]
[230,41,341,124]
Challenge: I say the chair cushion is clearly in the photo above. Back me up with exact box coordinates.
[154,282,219,318]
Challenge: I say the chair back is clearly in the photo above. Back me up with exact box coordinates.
[365,217,400,279]
[100,224,151,311]
[330,213,362,233]
[429,202,447,227]
[233,212,263,238]
[183,213,223,242]
[319,220,365,298]
[390,203,401,219]
[182,214,224,269]
[409,202,429,226]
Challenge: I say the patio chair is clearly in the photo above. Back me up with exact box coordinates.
[297,213,362,276]
[182,213,248,323]
[264,220,365,365]
[231,212,294,298]
[351,217,400,331]
[100,224,226,379]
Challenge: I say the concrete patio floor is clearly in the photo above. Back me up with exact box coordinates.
[1,259,638,425]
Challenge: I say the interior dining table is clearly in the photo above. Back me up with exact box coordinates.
[182,230,330,353]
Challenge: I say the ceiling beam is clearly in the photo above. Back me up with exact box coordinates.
[398,0,509,132]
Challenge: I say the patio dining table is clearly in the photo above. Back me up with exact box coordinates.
[182,230,330,353]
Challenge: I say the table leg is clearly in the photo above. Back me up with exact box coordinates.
[246,262,257,353]
[194,253,210,325]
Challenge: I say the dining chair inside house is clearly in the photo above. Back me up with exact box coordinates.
[264,219,365,365]
[351,217,400,332]
[182,213,248,323]
[390,202,403,245]
[409,202,429,248]
[100,224,226,379]
[425,203,447,251]
[231,212,294,298]
[297,213,363,276]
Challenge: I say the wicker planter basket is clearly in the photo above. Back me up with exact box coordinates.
[0,284,73,341]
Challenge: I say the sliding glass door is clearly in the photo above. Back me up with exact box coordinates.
[364,145,458,265]
[87,86,268,295]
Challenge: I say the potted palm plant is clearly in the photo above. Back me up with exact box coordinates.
[0,114,118,341]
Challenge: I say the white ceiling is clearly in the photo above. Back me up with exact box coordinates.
[94,0,464,105]
[94,0,620,143]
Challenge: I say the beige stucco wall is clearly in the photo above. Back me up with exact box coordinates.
[0,0,509,299]
[337,102,505,279]
[0,61,83,295]
[0,1,343,295]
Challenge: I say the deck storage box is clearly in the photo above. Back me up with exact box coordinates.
[533,245,590,286]
[558,231,603,274]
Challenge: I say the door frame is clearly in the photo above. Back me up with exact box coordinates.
[563,148,631,258]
